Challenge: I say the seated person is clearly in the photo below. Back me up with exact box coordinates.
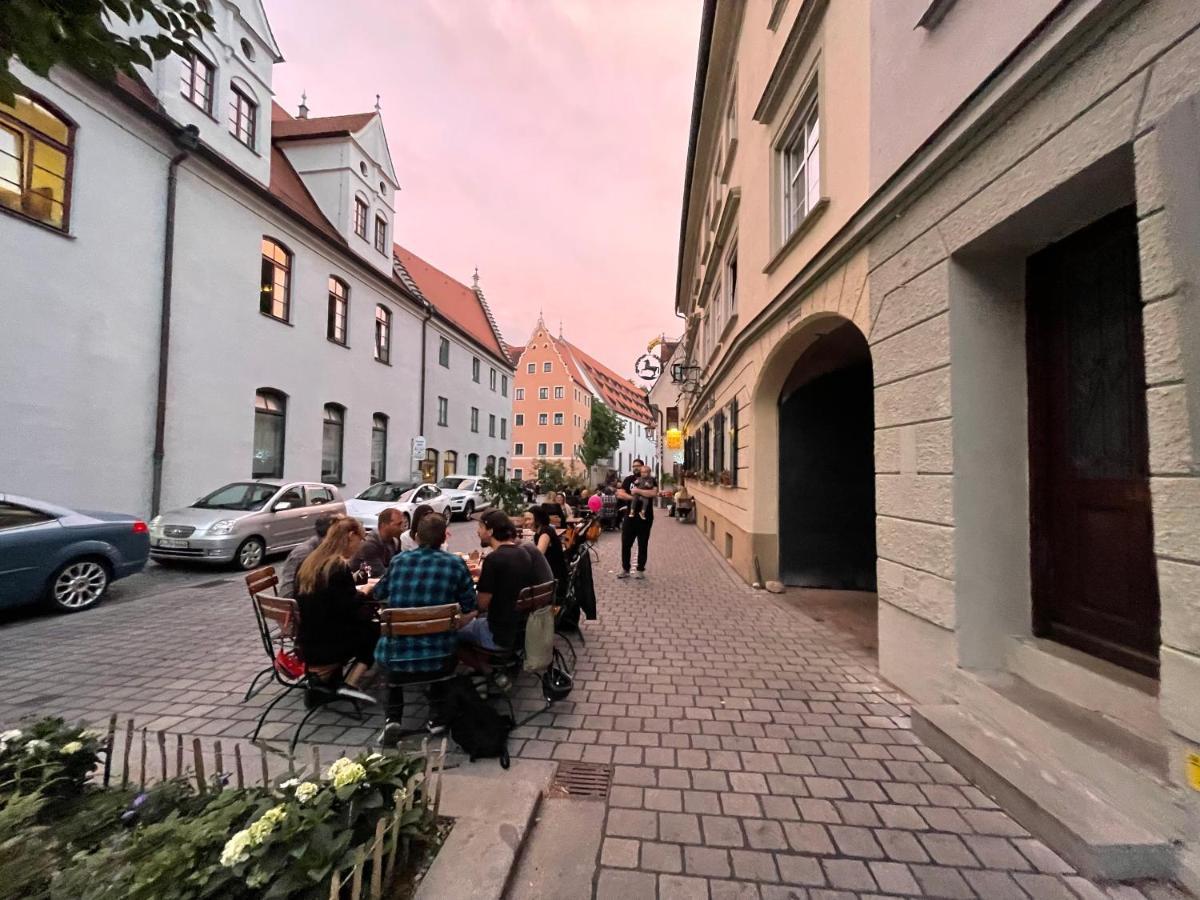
[531,504,569,599]
[373,513,477,744]
[518,510,557,584]
[294,518,379,691]
[400,504,435,552]
[461,510,535,652]
[350,508,406,578]
[279,512,342,598]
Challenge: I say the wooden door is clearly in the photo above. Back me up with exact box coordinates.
[1027,208,1160,677]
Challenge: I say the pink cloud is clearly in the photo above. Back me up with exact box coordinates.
[264,0,701,376]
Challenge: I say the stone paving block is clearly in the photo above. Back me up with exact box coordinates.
[709,879,761,899]
[660,873,711,900]
[1015,837,1075,874]
[685,845,732,878]
[1014,871,1081,899]
[721,792,763,818]
[608,808,658,840]
[909,864,976,899]
[964,834,1032,870]
[642,841,684,873]
[702,815,747,848]
[775,853,826,887]
[828,824,885,859]
[660,812,703,844]
[821,858,877,892]
[876,828,931,863]
[729,772,770,794]
[868,860,920,895]
[919,831,979,867]
[602,836,641,868]
[731,849,780,883]
[743,818,789,851]
[596,867,657,900]
[783,822,835,855]
[685,790,723,815]
[963,868,1030,899]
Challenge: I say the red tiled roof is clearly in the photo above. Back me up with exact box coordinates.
[393,245,509,364]
[272,111,376,141]
[557,337,652,424]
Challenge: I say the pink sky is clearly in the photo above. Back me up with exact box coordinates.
[265,0,701,378]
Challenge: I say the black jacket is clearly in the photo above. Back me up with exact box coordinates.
[349,531,398,578]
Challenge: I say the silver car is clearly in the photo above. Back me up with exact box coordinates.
[148,481,346,570]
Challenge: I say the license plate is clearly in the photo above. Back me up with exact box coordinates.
[158,538,189,549]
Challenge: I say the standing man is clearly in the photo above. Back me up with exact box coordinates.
[617,459,659,579]
[350,508,405,577]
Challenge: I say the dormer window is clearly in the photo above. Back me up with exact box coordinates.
[229,86,257,149]
[373,215,387,254]
[353,196,368,238]
[180,49,215,115]
[359,161,368,176]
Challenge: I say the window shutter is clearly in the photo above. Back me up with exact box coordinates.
[730,399,739,486]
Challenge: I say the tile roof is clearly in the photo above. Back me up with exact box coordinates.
[271,110,377,141]
[393,245,510,365]
[556,337,653,424]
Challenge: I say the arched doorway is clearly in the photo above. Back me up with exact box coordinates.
[777,321,876,590]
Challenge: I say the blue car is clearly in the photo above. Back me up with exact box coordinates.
[0,493,150,613]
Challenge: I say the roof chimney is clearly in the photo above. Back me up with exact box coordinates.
[298,91,309,119]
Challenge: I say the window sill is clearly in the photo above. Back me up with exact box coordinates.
[374,357,391,366]
[764,197,829,275]
[260,311,293,326]
[0,204,74,238]
[327,338,350,349]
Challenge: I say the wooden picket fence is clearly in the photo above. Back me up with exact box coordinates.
[97,715,449,900]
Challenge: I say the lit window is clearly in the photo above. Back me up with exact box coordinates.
[373,215,387,253]
[253,389,286,477]
[437,397,448,427]
[327,277,349,344]
[374,305,391,363]
[780,90,820,239]
[229,85,257,148]
[0,93,73,230]
[354,196,368,238]
[371,413,388,482]
[259,238,291,321]
[180,49,215,114]
[443,450,458,479]
[321,404,345,484]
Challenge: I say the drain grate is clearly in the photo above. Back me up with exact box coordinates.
[549,760,612,799]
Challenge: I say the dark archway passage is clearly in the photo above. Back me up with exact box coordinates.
[778,323,876,590]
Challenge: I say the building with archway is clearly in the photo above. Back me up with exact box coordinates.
[678,0,1200,888]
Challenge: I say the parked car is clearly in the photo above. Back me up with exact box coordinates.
[436,475,491,520]
[344,481,453,531]
[0,493,150,613]
[149,481,345,570]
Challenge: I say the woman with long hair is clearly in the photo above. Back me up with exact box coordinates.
[400,504,435,552]
[530,503,568,596]
[295,517,379,687]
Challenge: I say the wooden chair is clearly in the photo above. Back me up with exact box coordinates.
[471,582,559,719]
[378,604,461,736]
[243,567,297,701]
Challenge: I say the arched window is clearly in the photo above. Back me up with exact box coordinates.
[444,450,458,478]
[0,93,74,230]
[321,404,345,484]
[421,448,438,483]
[467,453,479,476]
[260,238,291,321]
[327,277,349,345]
[370,413,388,483]
[486,455,496,475]
[498,457,507,479]
[374,305,391,363]
[252,389,286,477]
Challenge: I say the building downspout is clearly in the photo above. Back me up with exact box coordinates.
[150,126,199,517]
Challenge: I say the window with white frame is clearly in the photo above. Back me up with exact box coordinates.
[229,85,256,148]
[538,387,548,400]
[353,196,368,238]
[538,413,548,426]
[514,442,524,455]
[554,386,564,399]
[515,388,524,400]
[543,362,552,373]
[553,443,563,456]
[180,49,215,114]
[527,362,535,374]
[780,89,820,239]
[489,368,497,391]
[553,413,564,425]
[515,413,524,426]
[537,443,547,456]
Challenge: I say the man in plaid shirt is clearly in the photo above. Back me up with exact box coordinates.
[374,513,475,744]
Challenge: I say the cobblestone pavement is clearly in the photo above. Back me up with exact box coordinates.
[0,521,1185,899]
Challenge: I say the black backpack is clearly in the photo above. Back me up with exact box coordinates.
[443,676,513,768]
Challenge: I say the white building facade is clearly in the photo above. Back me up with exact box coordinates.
[0,0,513,517]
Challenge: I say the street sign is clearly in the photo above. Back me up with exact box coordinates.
[634,353,661,382]
[411,436,426,461]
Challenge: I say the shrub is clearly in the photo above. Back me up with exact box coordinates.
[0,720,105,801]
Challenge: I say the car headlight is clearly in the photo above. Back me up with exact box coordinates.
[208,520,236,535]
[149,515,162,529]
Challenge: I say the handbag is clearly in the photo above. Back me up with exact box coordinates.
[523,605,554,672]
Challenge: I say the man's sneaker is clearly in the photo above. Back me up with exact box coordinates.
[617,570,631,579]
[378,721,404,748]
[633,570,645,580]
[335,685,378,705]
[427,720,447,736]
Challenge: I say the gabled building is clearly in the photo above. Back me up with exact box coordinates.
[509,319,654,485]
[0,0,513,519]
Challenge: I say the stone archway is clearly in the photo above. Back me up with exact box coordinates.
[776,321,876,589]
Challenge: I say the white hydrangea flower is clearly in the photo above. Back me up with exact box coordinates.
[0,729,22,743]
[245,804,288,844]
[295,782,319,804]
[279,777,300,790]
[60,741,84,755]
[220,829,254,867]
[366,752,384,762]
[25,739,50,754]
[330,761,366,789]
[81,728,105,741]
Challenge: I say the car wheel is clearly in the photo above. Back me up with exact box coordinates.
[235,537,266,571]
[463,501,475,520]
[47,559,110,613]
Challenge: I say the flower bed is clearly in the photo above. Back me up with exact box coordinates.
[0,718,443,900]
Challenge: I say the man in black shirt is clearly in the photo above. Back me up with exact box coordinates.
[617,460,658,579]
[460,509,535,650]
